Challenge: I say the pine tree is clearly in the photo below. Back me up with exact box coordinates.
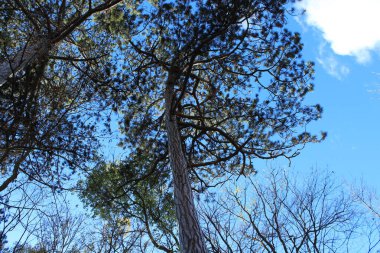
[0,0,137,191]
[0,0,127,85]
[85,1,325,251]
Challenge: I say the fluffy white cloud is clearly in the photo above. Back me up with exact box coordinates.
[296,0,380,63]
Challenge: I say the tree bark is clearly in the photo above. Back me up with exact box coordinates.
[0,37,50,86]
[165,71,207,253]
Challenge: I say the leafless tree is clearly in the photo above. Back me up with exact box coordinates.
[1,182,47,252]
[200,169,369,253]
[4,188,139,253]
[30,196,86,252]
[352,181,380,253]
[5,168,380,253]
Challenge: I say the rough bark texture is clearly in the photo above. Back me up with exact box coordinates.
[165,71,207,253]
[0,37,50,86]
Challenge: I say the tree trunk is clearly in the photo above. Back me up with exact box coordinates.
[0,37,50,86]
[165,71,207,253]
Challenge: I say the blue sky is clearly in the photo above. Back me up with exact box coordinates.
[280,0,380,190]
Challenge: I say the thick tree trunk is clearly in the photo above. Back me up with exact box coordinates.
[165,71,207,253]
[0,37,50,86]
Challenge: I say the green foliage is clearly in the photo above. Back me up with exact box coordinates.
[0,0,137,190]
[80,151,179,251]
[108,0,326,189]
[2,0,328,251]
[81,0,326,251]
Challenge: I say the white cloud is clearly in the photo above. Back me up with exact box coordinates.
[317,43,350,79]
[296,0,380,63]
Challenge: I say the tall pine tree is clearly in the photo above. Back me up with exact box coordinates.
[83,0,325,251]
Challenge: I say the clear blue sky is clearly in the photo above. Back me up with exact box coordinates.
[279,0,380,190]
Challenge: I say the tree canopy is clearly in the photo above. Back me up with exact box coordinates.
[0,0,135,191]
[0,0,330,252]
[83,0,325,251]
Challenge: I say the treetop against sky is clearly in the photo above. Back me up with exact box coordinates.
[1,0,380,251]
